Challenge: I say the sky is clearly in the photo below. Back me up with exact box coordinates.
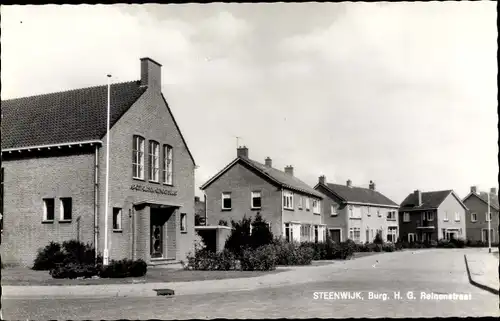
[1,2,498,203]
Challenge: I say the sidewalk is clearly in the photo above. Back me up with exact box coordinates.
[2,252,386,299]
[465,248,499,295]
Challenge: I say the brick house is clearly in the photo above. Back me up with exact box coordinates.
[200,146,326,243]
[314,177,399,243]
[399,190,467,242]
[462,186,499,243]
[1,57,196,266]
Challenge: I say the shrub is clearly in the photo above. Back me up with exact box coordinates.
[224,215,252,258]
[33,241,66,270]
[450,238,465,248]
[394,242,404,251]
[382,243,395,252]
[183,248,237,271]
[273,238,314,266]
[240,245,277,271]
[373,231,383,245]
[194,232,206,253]
[437,239,455,248]
[99,259,148,278]
[218,219,228,226]
[50,263,99,279]
[249,213,274,250]
[335,240,356,259]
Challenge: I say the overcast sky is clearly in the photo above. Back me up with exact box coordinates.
[1,3,497,203]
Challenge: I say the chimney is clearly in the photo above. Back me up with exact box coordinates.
[319,175,326,185]
[237,146,248,158]
[346,179,352,187]
[490,187,497,195]
[265,157,272,167]
[140,57,162,91]
[470,186,477,194]
[369,180,376,191]
[414,190,422,206]
[284,165,294,176]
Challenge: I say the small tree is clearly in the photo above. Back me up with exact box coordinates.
[250,212,273,249]
[224,215,252,258]
[218,219,228,226]
[373,230,383,244]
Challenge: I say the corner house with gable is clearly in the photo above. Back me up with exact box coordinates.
[1,57,196,266]
[462,186,499,243]
[314,177,400,243]
[399,190,468,243]
[200,146,327,243]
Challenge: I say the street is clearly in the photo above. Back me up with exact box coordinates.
[2,249,498,319]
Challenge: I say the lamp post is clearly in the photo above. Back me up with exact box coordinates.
[488,192,491,253]
[103,74,112,266]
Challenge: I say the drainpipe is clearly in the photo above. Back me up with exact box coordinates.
[130,208,135,260]
[203,191,208,226]
[281,187,284,239]
[94,145,99,262]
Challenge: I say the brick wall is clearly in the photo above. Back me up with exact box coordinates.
[463,195,499,242]
[1,150,95,266]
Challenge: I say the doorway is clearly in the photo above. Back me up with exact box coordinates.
[150,207,175,259]
[329,229,341,243]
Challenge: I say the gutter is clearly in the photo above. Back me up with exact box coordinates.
[2,140,102,153]
[94,145,99,261]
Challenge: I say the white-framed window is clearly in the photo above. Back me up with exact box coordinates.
[180,213,187,232]
[305,197,310,211]
[298,197,303,209]
[113,208,122,230]
[330,204,338,216]
[367,207,371,216]
[426,211,434,221]
[348,205,354,218]
[43,198,55,221]
[387,211,396,221]
[408,233,416,243]
[471,212,477,222]
[59,197,72,221]
[300,224,311,241]
[283,191,294,210]
[349,227,361,242]
[387,226,397,243]
[148,141,160,182]
[251,191,262,209]
[454,212,460,222]
[486,212,492,222]
[163,145,173,185]
[132,136,145,179]
[312,199,321,214]
[284,223,293,242]
[222,192,232,210]
[444,211,449,221]
[482,228,494,242]
[403,212,410,222]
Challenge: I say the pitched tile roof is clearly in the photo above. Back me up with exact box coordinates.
[1,81,147,150]
[200,156,323,199]
[320,183,398,207]
[467,192,500,211]
[400,190,453,210]
[244,158,323,198]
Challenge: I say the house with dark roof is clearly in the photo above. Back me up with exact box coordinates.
[200,146,326,243]
[399,189,468,243]
[462,186,499,243]
[314,177,399,243]
[1,57,196,266]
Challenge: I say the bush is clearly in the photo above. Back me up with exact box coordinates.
[99,259,147,278]
[373,231,383,245]
[218,219,228,226]
[273,238,314,266]
[33,240,101,271]
[437,239,456,248]
[183,248,237,271]
[450,238,465,248]
[33,241,66,270]
[50,263,99,279]
[240,245,276,271]
[382,243,395,252]
[335,240,356,259]
[224,215,252,258]
[194,232,206,253]
[249,213,274,250]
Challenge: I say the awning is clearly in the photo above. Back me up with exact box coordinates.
[133,199,182,208]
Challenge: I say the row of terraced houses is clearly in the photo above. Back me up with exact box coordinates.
[198,146,499,248]
[1,57,498,266]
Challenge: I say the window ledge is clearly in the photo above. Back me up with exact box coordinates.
[181,230,188,234]
[221,208,232,211]
[250,207,262,211]
[330,214,338,217]
[59,219,72,224]
[349,217,362,220]
[113,229,123,233]
[163,183,174,187]
[284,208,295,211]
[313,212,321,215]
[149,180,160,185]
[42,220,54,224]
[443,219,449,222]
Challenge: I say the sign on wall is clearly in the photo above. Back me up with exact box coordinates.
[130,184,178,196]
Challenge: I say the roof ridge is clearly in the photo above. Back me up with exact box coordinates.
[2,79,141,102]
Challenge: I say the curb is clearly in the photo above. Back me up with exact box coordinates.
[463,254,499,295]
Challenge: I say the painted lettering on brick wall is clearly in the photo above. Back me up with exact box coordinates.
[130,184,178,196]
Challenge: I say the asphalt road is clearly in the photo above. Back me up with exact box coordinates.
[2,249,498,319]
